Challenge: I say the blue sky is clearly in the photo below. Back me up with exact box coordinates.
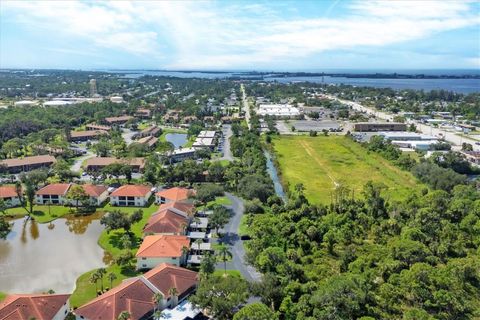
[1,0,479,70]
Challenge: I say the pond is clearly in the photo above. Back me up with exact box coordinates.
[165,133,188,149]
[264,150,287,203]
[0,213,108,294]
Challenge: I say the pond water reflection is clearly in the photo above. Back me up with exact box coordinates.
[0,213,107,294]
[165,133,188,149]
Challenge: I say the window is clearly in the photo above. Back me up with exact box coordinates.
[142,257,146,260]
[172,257,177,260]
[142,264,147,267]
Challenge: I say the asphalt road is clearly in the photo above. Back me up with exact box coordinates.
[241,84,251,130]
[216,193,262,282]
[219,124,234,161]
[329,95,480,151]
[122,128,136,146]
[71,150,95,173]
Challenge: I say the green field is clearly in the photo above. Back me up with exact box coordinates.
[273,136,422,204]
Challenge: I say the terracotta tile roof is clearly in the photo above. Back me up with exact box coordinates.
[110,185,151,197]
[35,183,71,196]
[136,235,190,258]
[144,209,189,234]
[75,264,198,320]
[0,155,56,168]
[86,123,112,131]
[82,184,108,197]
[0,186,17,198]
[85,157,145,169]
[74,278,155,320]
[137,136,158,147]
[70,130,108,138]
[156,187,194,202]
[158,201,195,215]
[144,263,198,298]
[104,115,133,123]
[0,293,70,320]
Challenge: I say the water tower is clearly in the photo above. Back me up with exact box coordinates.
[89,79,97,97]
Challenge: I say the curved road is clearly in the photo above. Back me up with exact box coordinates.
[216,193,261,282]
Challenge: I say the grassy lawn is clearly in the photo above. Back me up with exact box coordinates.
[207,195,232,207]
[71,202,159,306]
[5,205,74,223]
[238,214,250,237]
[214,270,242,278]
[97,202,158,257]
[0,292,6,302]
[70,264,140,308]
[272,135,422,205]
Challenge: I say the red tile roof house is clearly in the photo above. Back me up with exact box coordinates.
[0,186,21,207]
[104,115,134,125]
[74,263,198,320]
[0,293,70,320]
[155,187,195,204]
[34,183,108,206]
[82,184,109,206]
[110,185,152,207]
[0,155,56,174]
[157,201,196,216]
[34,183,71,205]
[143,207,190,236]
[69,130,108,142]
[136,235,190,269]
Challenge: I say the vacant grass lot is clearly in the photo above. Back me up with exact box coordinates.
[273,136,422,204]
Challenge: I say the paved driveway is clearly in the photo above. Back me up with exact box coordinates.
[219,124,234,161]
[215,193,262,282]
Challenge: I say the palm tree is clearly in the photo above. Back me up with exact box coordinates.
[107,272,117,290]
[168,287,179,307]
[181,245,190,266]
[194,239,203,254]
[89,272,100,293]
[153,310,164,320]
[152,292,163,314]
[216,244,232,275]
[97,268,107,292]
[117,311,130,320]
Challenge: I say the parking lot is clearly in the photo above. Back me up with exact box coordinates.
[293,120,341,132]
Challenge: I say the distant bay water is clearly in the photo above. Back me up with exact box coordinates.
[106,70,480,94]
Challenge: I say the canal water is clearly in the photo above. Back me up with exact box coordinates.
[165,133,188,149]
[264,150,287,202]
[0,213,108,294]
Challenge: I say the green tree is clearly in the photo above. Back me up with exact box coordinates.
[233,302,278,320]
[190,275,249,320]
[66,184,89,212]
[216,244,232,275]
[107,272,117,290]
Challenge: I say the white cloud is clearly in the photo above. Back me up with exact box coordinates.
[1,0,479,68]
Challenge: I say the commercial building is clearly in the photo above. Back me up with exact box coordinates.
[391,140,439,151]
[379,132,436,141]
[136,235,190,269]
[257,104,300,117]
[353,122,407,132]
[109,184,152,207]
[0,155,56,174]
